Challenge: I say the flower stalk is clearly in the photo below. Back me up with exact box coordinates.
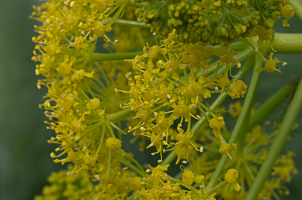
[245,75,302,200]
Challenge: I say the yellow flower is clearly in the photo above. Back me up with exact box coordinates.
[228,80,247,99]
[225,169,241,192]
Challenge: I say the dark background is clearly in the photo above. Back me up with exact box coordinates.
[0,0,301,199]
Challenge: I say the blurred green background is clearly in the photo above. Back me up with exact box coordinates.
[0,0,301,199]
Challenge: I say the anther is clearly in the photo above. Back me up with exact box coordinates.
[95,174,100,181]
[154,112,158,118]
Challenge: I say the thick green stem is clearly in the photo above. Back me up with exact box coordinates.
[247,79,299,131]
[271,33,302,53]
[206,56,261,191]
[290,0,302,21]
[90,52,144,62]
[237,55,262,154]
[162,58,254,166]
[245,76,302,200]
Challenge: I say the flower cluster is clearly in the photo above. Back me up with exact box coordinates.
[133,0,294,44]
[30,0,138,178]
[31,0,300,199]
[119,32,249,164]
[192,103,297,200]
[34,165,96,200]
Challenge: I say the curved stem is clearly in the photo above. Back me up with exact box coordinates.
[205,180,227,198]
[245,76,302,200]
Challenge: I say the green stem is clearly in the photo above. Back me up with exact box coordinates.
[289,0,302,21]
[124,154,145,174]
[107,149,111,174]
[170,177,201,197]
[198,102,217,118]
[196,46,254,78]
[96,126,106,155]
[247,78,300,131]
[245,38,266,61]
[206,56,260,191]
[237,55,262,155]
[90,52,144,62]
[197,104,211,121]
[205,180,227,197]
[110,18,151,28]
[161,58,254,166]
[193,58,254,132]
[245,76,302,200]
[192,157,200,175]
[108,4,126,26]
[271,33,302,53]
[116,155,147,177]
[161,148,177,166]
[107,108,132,121]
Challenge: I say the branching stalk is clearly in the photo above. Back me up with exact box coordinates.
[206,55,261,191]
[245,76,302,200]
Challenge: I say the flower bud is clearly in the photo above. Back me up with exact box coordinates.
[106,137,122,150]
[225,169,239,183]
